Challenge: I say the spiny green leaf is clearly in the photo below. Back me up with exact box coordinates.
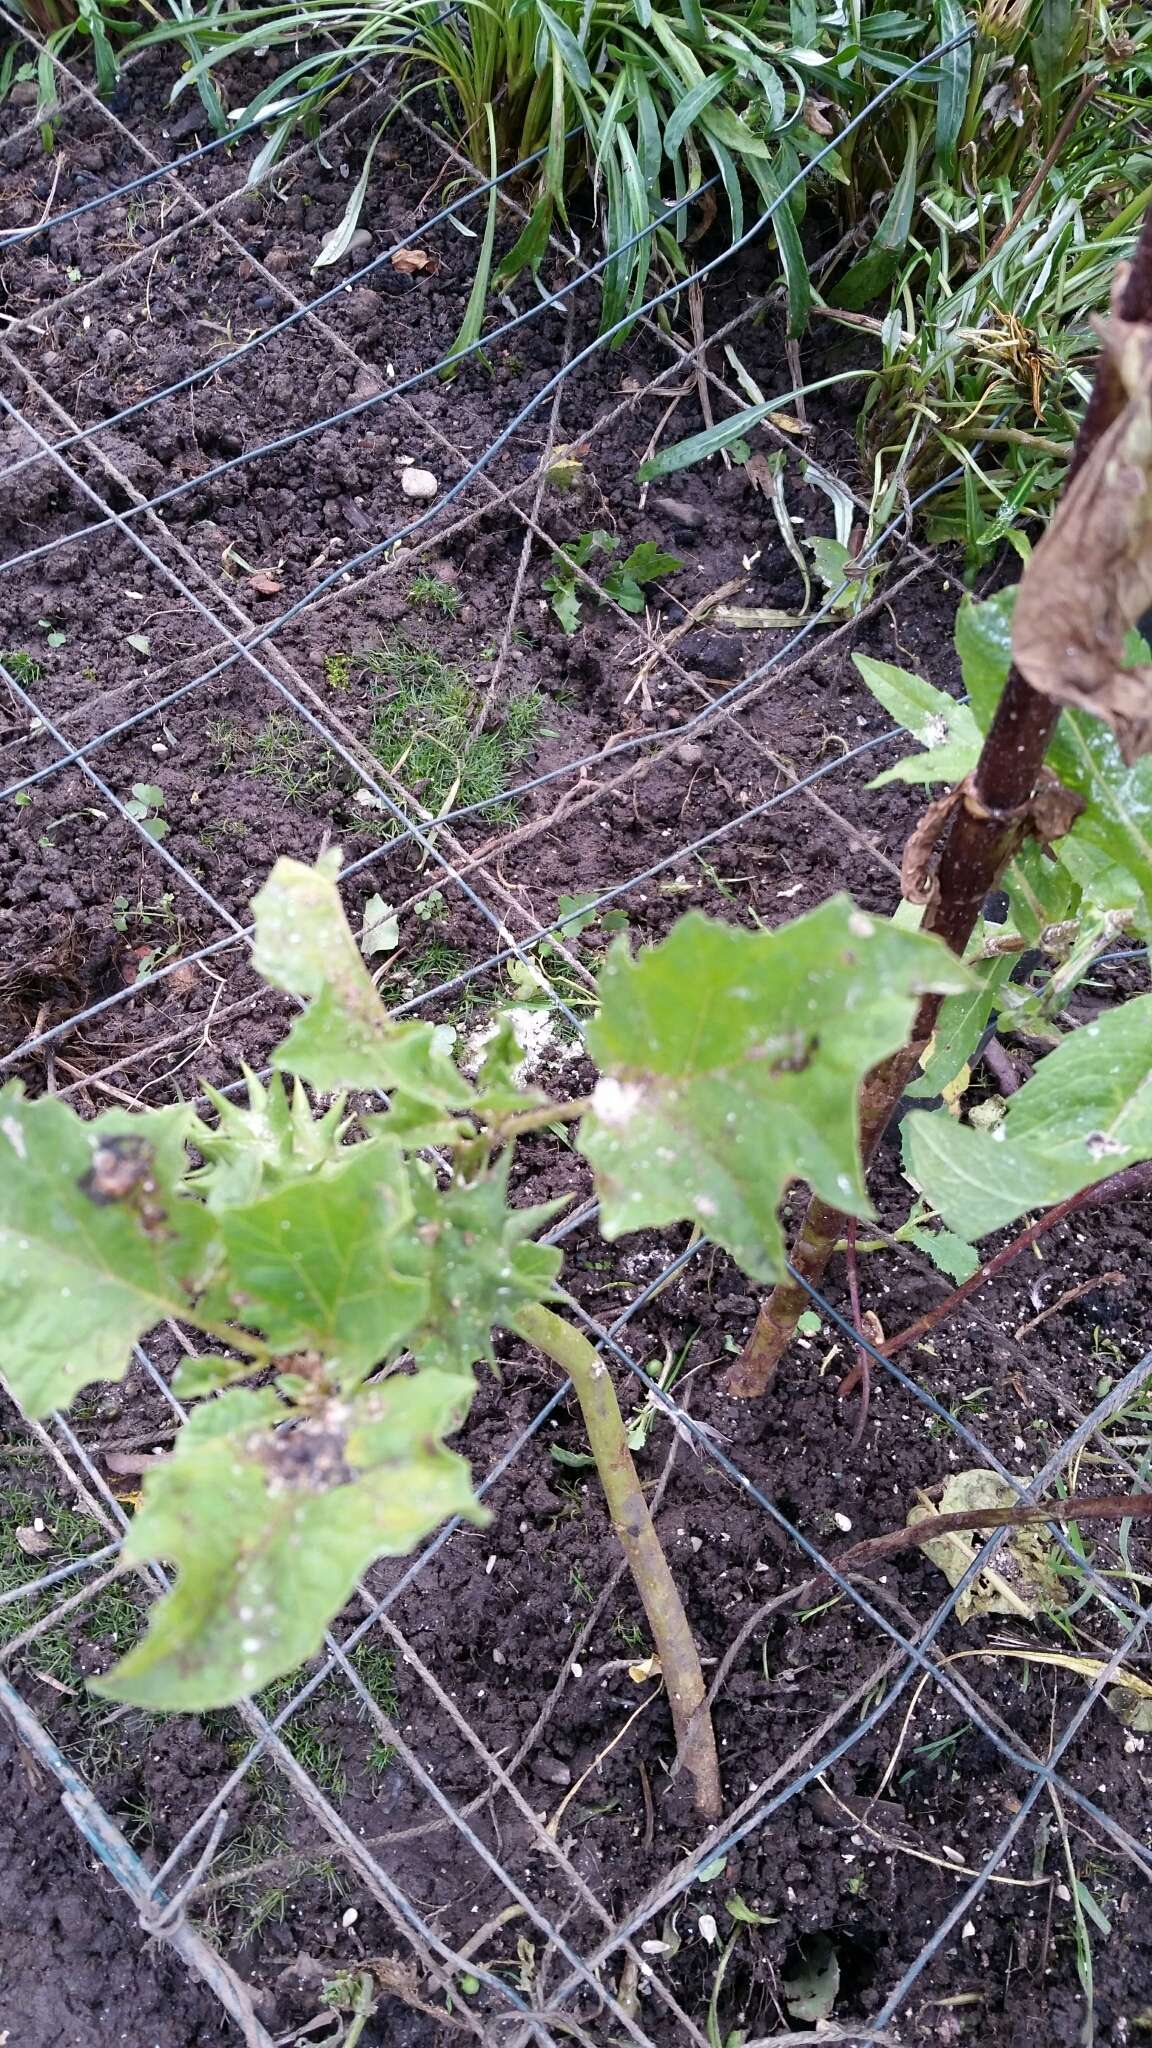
[252,851,470,1105]
[93,1374,482,1710]
[194,1069,350,1208]
[211,1139,427,1380]
[905,994,1152,1240]
[470,1013,549,1118]
[579,901,972,1280]
[0,1087,218,1417]
[407,1157,563,1373]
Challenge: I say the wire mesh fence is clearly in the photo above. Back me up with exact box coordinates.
[2,16,1150,2047]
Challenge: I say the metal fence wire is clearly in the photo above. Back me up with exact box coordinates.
[1,18,1150,2048]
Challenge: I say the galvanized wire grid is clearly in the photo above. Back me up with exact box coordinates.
[1,22,1150,2047]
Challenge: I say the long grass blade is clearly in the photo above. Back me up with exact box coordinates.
[440,104,500,380]
[933,0,969,175]
[832,109,919,310]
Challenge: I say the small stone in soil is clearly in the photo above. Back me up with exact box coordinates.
[401,467,438,501]
[652,494,706,529]
[532,1755,572,1788]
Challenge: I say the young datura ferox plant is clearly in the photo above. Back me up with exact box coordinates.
[0,854,977,1821]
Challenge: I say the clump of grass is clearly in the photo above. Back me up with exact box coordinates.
[362,637,541,827]
[2,650,44,686]
[408,572,461,618]
[207,713,337,804]
[0,1477,150,1781]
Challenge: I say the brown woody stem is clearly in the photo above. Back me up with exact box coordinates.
[516,1303,722,1820]
[724,200,1152,1402]
[824,1489,1152,1589]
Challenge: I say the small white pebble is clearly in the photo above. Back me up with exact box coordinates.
[341,1907,359,1929]
[961,1920,976,1940]
[698,1913,718,1946]
[833,1511,853,1532]
[570,1661,583,1679]
[400,466,438,501]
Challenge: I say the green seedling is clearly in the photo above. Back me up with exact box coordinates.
[544,530,681,635]
[124,783,168,842]
[408,572,461,617]
[363,637,540,827]
[2,649,44,686]
[209,715,337,805]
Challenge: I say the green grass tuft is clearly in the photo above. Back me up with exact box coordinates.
[208,713,338,804]
[361,637,541,828]
[408,572,461,617]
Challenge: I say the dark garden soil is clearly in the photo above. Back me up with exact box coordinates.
[2,40,1151,2048]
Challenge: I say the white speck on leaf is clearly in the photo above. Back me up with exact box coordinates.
[591,1077,645,1128]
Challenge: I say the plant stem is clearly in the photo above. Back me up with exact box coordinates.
[725,198,1152,1403]
[825,1489,1152,1587]
[516,1303,722,1820]
[489,1098,593,1142]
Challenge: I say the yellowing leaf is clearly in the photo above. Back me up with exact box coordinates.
[910,1471,1068,1623]
[94,1375,483,1711]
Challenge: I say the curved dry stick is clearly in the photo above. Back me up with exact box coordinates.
[835,1157,1152,1398]
[822,1489,1152,1590]
[516,1304,722,1821]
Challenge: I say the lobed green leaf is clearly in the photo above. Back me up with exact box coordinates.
[251,849,470,1104]
[210,1139,428,1382]
[0,1089,218,1417]
[579,900,972,1279]
[94,1374,482,1711]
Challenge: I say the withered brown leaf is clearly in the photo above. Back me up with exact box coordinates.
[390,248,436,275]
[1012,310,1152,762]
